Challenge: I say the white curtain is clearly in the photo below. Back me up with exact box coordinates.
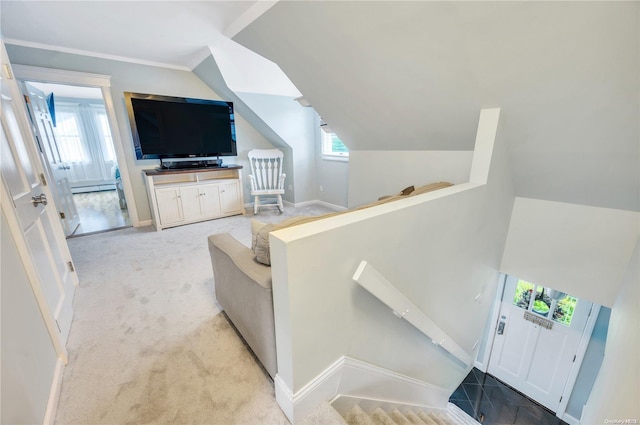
[54,102,116,187]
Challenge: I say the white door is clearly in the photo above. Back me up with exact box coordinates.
[488,275,592,412]
[21,81,80,236]
[1,44,78,359]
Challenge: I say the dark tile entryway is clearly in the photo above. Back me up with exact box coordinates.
[450,368,569,425]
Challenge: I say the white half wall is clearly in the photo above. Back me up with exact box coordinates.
[348,151,473,207]
[580,239,639,423]
[269,109,514,415]
[500,197,639,307]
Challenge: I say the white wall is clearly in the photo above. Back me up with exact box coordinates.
[348,151,473,207]
[5,44,274,222]
[269,109,513,396]
[581,240,639,423]
[500,198,639,307]
[1,211,58,424]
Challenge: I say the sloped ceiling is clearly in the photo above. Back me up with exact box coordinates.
[234,1,639,212]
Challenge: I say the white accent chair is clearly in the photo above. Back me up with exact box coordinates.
[248,149,286,214]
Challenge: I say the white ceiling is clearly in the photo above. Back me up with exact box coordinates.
[0,0,262,70]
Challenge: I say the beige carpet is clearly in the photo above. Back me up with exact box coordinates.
[56,204,340,425]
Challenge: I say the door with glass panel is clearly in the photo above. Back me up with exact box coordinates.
[487,275,592,412]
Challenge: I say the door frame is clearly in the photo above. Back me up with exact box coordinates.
[475,273,601,425]
[11,64,141,227]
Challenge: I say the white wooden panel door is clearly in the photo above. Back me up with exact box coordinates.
[488,276,592,412]
[180,185,202,222]
[199,184,221,217]
[155,187,183,225]
[219,180,241,214]
[1,44,77,359]
[21,82,80,236]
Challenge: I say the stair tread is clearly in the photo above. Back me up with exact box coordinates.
[405,411,429,425]
[371,407,398,425]
[390,409,413,425]
[345,405,377,425]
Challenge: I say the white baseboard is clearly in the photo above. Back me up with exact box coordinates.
[244,200,347,212]
[134,219,152,227]
[561,412,581,425]
[42,357,65,425]
[275,356,450,424]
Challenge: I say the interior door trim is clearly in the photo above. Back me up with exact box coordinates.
[12,64,141,227]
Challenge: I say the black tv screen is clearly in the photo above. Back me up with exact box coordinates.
[124,92,237,160]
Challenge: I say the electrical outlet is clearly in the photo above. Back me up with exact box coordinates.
[288,184,293,191]
[319,185,324,192]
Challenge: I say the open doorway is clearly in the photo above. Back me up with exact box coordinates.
[21,81,131,236]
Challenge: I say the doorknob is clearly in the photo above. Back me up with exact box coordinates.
[497,314,507,335]
[31,194,48,207]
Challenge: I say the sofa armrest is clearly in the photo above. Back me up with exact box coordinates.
[208,233,277,377]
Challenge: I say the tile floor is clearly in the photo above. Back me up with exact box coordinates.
[450,368,569,425]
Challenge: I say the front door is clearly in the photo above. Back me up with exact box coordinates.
[1,43,78,358]
[487,275,592,412]
[21,82,80,236]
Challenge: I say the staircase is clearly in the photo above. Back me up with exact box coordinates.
[341,403,480,425]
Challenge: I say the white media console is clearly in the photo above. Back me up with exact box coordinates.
[143,166,245,231]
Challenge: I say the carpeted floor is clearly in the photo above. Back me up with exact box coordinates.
[56,204,339,425]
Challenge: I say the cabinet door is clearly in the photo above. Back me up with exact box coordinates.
[180,186,202,222]
[156,187,183,225]
[219,181,242,214]
[199,184,221,217]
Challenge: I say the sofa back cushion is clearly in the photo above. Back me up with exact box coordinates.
[251,182,453,265]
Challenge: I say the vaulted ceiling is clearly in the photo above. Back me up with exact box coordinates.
[233,1,639,212]
[1,1,638,211]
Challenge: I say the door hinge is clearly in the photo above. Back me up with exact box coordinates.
[55,320,61,333]
[3,64,14,79]
[59,211,66,219]
[24,94,30,103]
[67,261,75,272]
[40,173,48,186]
[572,354,576,363]
[559,396,563,403]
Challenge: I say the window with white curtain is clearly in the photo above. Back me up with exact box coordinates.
[53,101,116,185]
[56,109,88,162]
[94,107,115,162]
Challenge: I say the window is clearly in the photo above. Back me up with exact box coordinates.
[320,120,348,159]
[94,108,115,162]
[55,110,87,162]
[512,279,578,326]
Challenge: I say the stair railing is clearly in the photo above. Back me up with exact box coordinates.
[352,260,472,366]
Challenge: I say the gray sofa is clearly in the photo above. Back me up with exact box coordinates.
[208,233,277,378]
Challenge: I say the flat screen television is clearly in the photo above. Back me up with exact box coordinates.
[124,92,237,167]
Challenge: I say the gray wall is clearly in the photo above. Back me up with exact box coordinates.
[1,212,58,425]
[237,92,317,204]
[6,44,273,221]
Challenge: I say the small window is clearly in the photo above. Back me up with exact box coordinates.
[320,121,348,159]
[512,279,578,326]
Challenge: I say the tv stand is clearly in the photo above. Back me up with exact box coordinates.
[143,166,245,231]
[159,157,223,170]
